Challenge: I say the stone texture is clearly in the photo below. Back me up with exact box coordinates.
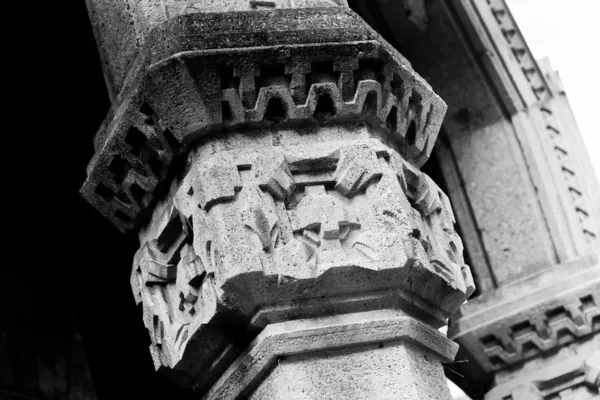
[439,2,600,396]
[81,8,446,233]
[536,57,600,252]
[447,0,599,280]
[131,122,474,390]
[485,335,600,399]
[449,252,600,374]
[82,1,474,398]
[353,0,559,290]
[85,0,348,100]
[347,0,600,398]
[251,343,450,400]
[204,311,457,400]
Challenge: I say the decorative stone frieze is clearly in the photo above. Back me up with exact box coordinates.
[81,8,446,233]
[485,335,600,400]
[427,0,600,397]
[83,2,473,398]
[131,125,474,390]
[450,254,600,372]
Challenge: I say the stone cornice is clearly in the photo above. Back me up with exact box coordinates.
[450,253,600,374]
[81,9,446,233]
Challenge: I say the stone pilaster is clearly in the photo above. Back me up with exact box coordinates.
[443,1,600,398]
[82,2,474,398]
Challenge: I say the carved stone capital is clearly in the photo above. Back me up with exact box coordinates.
[131,124,474,389]
[83,4,473,397]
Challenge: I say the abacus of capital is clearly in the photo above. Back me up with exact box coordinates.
[81,0,474,398]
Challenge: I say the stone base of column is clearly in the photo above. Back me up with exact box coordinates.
[204,311,457,400]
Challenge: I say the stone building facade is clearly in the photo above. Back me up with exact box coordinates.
[3,0,597,399]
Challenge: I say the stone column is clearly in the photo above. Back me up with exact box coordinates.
[326,0,600,398]
[442,1,600,398]
[81,1,474,398]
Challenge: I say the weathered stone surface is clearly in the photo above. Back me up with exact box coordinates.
[80,8,446,233]
[348,1,600,398]
[85,0,348,100]
[131,124,473,389]
[83,2,473,398]
[449,252,600,390]
[354,0,562,291]
[434,0,599,283]
[536,58,600,252]
[485,335,600,400]
[204,311,457,400]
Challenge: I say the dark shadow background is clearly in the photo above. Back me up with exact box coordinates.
[4,2,196,399]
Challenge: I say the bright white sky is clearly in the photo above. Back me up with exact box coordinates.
[448,2,599,397]
[507,0,600,183]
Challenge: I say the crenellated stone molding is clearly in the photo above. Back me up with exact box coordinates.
[83,3,473,398]
[485,336,600,400]
[450,253,600,375]
[81,9,446,233]
[473,291,599,371]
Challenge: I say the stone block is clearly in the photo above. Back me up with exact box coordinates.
[449,252,600,382]
[485,335,600,399]
[85,0,347,100]
[81,8,445,233]
[129,126,473,389]
[203,311,457,400]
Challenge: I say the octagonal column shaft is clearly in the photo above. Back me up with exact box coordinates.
[206,312,457,400]
[82,1,475,399]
